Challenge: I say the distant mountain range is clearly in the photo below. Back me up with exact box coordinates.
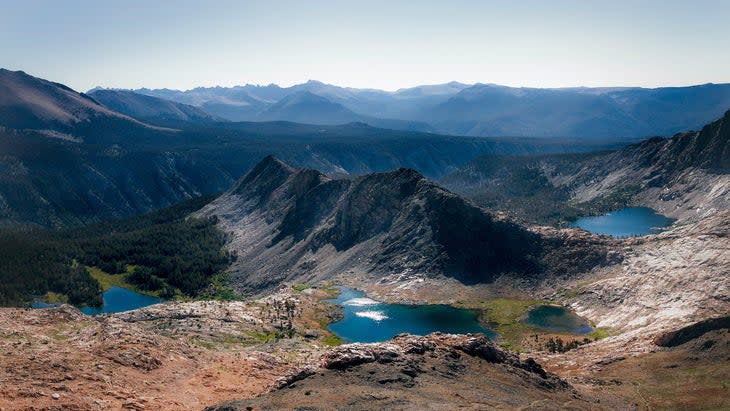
[117,80,730,138]
[3,67,728,227]
[2,69,607,227]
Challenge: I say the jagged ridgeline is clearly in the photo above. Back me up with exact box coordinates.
[199,156,611,294]
[441,109,730,225]
[0,195,230,306]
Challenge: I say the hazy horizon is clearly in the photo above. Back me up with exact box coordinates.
[2,0,730,91]
[83,78,730,94]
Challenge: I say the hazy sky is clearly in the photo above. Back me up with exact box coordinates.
[2,0,729,92]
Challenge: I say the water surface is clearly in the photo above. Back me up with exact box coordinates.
[80,286,161,315]
[525,305,593,334]
[326,287,494,343]
[33,286,161,315]
[571,207,673,237]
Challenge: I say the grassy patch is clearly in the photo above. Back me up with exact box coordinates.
[189,337,215,350]
[50,320,90,341]
[465,298,547,351]
[321,334,342,347]
[578,184,643,214]
[587,327,613,340]
[317,282,340,299]
[197,273,241,301]
[246,331,279,344]
[86,266,160,297]
[292,284,311,293]
[43,291,69,304]
[555,287,580,299]
[480,298,544,325]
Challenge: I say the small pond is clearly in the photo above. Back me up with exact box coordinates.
[571,207,673,237]
[326,287,495,343]
[524,305,593,334]
[33,286,161,315]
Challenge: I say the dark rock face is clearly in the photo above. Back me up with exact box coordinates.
[205,333,589,411]
[200,157,589,294]
[654,316,730,347]
[653,109,730,172]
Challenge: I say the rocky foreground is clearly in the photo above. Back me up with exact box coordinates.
[0,301,600,410]
[1,291,728,410]
[0,290,332,410]
[206,333,604,411]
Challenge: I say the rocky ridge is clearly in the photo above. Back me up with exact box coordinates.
[206,333,609,411]
[199,156,614,298]
[556,110,730,223]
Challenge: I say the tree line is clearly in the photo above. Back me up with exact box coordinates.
[0,195,232,307]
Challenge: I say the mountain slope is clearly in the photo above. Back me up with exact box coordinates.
[257,91,360,124]
[198,157,611,295]
[428,83,730,138]
[256,90,432,131]
[0,69,161,139]
[88,89,221,125]
[429,84,639,137]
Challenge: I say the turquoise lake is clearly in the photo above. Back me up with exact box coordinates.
[571,207,673,237]
[524,305,593,334]
[33,286,161,315]
[326,287,495,343]
[80,286,161,315]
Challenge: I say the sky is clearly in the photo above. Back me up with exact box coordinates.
[1,0,729,92]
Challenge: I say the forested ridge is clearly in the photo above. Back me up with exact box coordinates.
[0,195,232,307]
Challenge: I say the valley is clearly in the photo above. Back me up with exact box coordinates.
[0,68,728,410]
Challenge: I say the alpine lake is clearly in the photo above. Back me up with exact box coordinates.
[571,207,673,238]
[326,287,594,343]
[33,286,161,315]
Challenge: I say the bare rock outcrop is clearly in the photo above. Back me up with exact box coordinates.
[206,333,595,411]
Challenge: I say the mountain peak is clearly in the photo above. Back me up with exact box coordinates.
[199,158,586,295]
[258,90,358,124]
[279,90,327,103]
[229,155,297,197]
